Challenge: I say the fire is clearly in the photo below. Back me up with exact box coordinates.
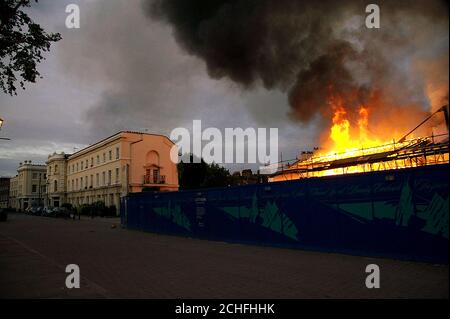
[330,107,350,152]
[286,92,422,178]
[321,93,385,159]
[268,84,449,182]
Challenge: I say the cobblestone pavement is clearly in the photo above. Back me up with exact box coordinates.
[0,213,448,299]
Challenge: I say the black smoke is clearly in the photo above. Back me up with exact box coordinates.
[145,0,449,131]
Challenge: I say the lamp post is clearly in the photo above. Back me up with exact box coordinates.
[0,117,11,140]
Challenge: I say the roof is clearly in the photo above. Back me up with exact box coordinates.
[69,130,174,159]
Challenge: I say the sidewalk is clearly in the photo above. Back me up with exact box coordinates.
[0,213,448,298]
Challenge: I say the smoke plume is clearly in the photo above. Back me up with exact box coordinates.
[146,0,449,138]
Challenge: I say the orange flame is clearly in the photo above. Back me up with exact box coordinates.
[322,93,384,157]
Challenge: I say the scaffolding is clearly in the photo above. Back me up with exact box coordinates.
[269,133,449,181]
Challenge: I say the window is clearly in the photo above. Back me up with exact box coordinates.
[97,155,100,164]
[85,160,88,169]
[80,177,83,190]
[90,175,93,187]
[55,164,58,174]
[153,169,159,183]
[96,173,99,186]
[44,174,46,179]
[91,157,94,167]
[85,176,88,188]
[76,163,79,171]
[72,164,75,172]
[115,147,119,159]
[72,180,74,190]
[48,166,52,175]
[109,150,112,161]
[115,168,119,183]
[108,170,112,185]
[76,179,79,189]
[32,185,37,193]
[54,180,58,192]
[32,173,38,179]
[103,153,106,162]
[102,172,105,186]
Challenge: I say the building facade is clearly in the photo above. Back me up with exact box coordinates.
[62,131,178,210]
[8,175,18,209]
[8,131,179,213]
[0,177,11,208]
[46,152,69,208]
[8,161,47,210]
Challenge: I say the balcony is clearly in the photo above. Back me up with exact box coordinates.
[143,174,166,185]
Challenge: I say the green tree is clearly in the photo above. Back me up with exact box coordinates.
[177,154,232,190]
[201,162,231,188]
[0,0,61,95]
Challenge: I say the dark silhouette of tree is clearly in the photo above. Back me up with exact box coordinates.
[0,0,61,95]
[201,162,231,188]
[177,154,232,190]
[177,154,208,190]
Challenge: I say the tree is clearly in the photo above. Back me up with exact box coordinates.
[177,154,208,190]
[0,0,61,95]
[201,163,231,188]
[177,154,232,190]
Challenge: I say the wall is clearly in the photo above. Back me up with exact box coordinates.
[122,164,449,264]
[47,154,68,207]
[0,177,10,208]
[128,133,179,192]
[14,164,46,209]
[66,132,179,209]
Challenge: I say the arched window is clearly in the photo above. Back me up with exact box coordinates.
[54,180,58,192]
[146,150,160,166]
[145,151,161,184]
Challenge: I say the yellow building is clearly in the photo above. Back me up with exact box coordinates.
[46,152,69,208]
[8,161,47,210]
[63,131,179,210]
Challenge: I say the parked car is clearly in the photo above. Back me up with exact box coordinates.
[30,206,44,216]
[35,206,44,216]
[55,207,71,219]
[29,207,38,215]
[42,207,54,217]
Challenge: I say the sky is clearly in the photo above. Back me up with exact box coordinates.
[0,0,448,177]
[0,0,321,176]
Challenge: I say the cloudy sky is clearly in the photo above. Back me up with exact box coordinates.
[0,0,448,177]
[0,0,321,176]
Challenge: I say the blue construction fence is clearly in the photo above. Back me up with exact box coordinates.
[121,164,449,264]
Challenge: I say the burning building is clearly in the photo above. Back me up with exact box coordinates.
[148,0,449,179]
[269,105,449,182]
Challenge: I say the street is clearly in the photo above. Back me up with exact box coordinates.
[0,213,448,298]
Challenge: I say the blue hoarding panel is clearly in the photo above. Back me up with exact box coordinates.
[122,165,449,264]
